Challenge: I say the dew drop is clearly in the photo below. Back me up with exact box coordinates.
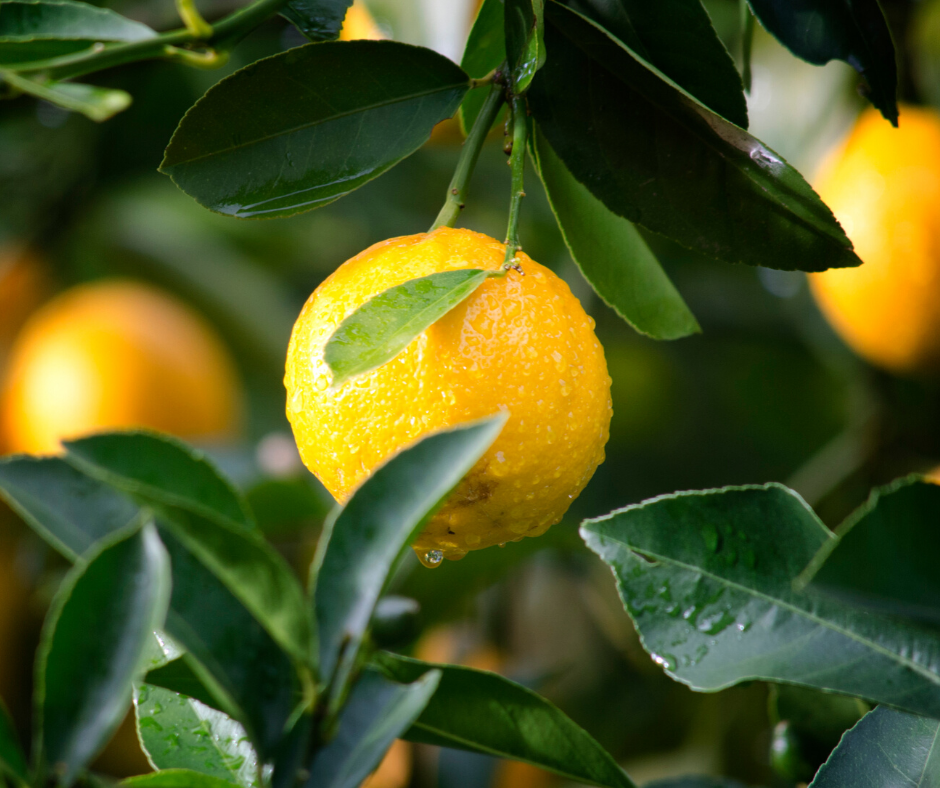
[701,523,720,552]
[651,652,677,671]
[419,549,443,568]
[315,375,329,392]
[289,389,305,414]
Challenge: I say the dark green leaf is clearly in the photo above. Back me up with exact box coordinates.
[581,484,940,718]
[799,477,940,626]
[645,780,752,788]
[375,652,635,788]
[528,2,860,272]
[0,71,131,121]
[769,685,868,748]
[63,431,255,532]
[458,0,506,134]
[0,456,138,561]
[325,269,492,388]
[135,683,259,787]
[314,415,507,687]
[280,0,352,41]
[0,697,28,784]
[121,771,242,788]
[747,0,898,125]
[506,0,546,93]
[37,522,171,786]
[560,0,747,128]
[143,657,227,713]
[531,126,699,340]
[809,706,940,786]
[245,477,330,537]
[161,42,469,219]
[303,668,440,788]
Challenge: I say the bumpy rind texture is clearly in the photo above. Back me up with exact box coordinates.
[285,227,612,560]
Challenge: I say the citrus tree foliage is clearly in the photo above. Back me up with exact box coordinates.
[0,0,927,787]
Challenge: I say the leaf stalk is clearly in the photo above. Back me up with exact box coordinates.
[502,94,528,268]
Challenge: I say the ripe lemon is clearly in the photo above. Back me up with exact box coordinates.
[0,280,242,455]
[809,105,940,373]
[0,245,50,353]
[340,0,384,41]
[285,227,611,563]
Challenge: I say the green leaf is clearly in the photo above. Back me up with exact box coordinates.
[458,0,506,134]
[303,668,441,788]
[809,706,940,786]
[37,522,171,787]
[160,41,470,219]
[135,683,259,787]
[747,0,898,125]
[324,269,492,388]
[121,771,242,788]
[560,0,747,128]
[531,126,699,340]
[0,70,131,121]
[374,652,635,788]
[143,657,228,713]
[280,0,352,41]
[245,477,330,537]
[799,477,940,626]
[528,2,860,272]
[0,697,28,785]
[0,456,138,561]
[506,0,546,93]
[645,780,753,788]
[62,431,256,533]
[581,484,940,718]
[314,415,507,688]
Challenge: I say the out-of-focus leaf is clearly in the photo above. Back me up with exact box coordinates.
[325,269,492,388]
[528,2,860,272]
[121,771,241,788]
[645,780,752,788]
[143,657,227,713]
[280,0,352,41]
[0,70,130,121]
[581,484,940,718]
[314,415,507,689]
[37,523,171,786]
[458,0,506,134]
[809,706,940,786]
[0,698,28,784]
[161,42,469,219]
[747,0,898,125]
[0,456,138,561]
[303,668,440,788]
[532,127,699,340]
[245,477,329,537]
[375,652,635,788]
[799,477,940,625]
[506,0,545,93]
[63,431,255,532]
[562,0,747,127]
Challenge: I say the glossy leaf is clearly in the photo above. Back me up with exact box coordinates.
[0,698,28,785]
[458,0,506,134]
[63,431,255,532]
[506,0,545,93]
[809,706,940,787]
[0,71,131,121]
[135,683,259,787]
[143,656,228,713]
[799,477,940,625]
[325,269,492,388]
[528,2,860,272]
[747,0,898,125]
[532,127,699,340]
[280,0,352,41]
[121,771,242,788]
[581,484,940,718]
[375,652,635,788]
[37,523,171,786]
[161,42,470,219]
[314,415,507,687]
[303,668,441,788]
[0,456,138,561]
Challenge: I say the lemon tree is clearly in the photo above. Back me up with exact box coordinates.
[1,1,939,788]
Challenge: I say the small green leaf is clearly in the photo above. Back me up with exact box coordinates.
[37,522,171,787]
[458,0,506,134]
[506,0,546,93]
[747,0,898,125]
[161,42,469,219]
[0,456,138,561]
[532,126,699,340]
[280,0,352,41]
[325,269,491,388]
[374,652,635,788]
[63,431,256,532]
[0,697,28,785]
[121,771,242,788]
[143,657,228,713]
[809,706,940,786]
[0,70,131,121]
[314,415,506,690]
[303,668,441,788]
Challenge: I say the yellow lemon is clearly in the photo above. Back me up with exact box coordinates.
[810,105,940,372]
[0,280,242,455]
[285,227,611,563]
[340,0,384,41]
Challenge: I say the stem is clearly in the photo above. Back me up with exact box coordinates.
[502,94,528,268]
[176,0,213,39]
[740,0,754,93]
[430,80,505,231]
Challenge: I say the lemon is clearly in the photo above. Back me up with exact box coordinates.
[340,0,384,41]
[285,227,611,563]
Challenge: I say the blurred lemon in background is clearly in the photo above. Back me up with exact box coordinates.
[340,0,384,40]
[0,245,50,354]
[810,106,940,373]
[1,280,242,455]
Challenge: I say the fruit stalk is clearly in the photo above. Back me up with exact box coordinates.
[502,94,528,268]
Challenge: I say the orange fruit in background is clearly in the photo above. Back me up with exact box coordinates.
[809,105,940,373]
[340,0,384,41]
[0,280,242,455]
[0,245,50,353]
[285,227,611,564]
